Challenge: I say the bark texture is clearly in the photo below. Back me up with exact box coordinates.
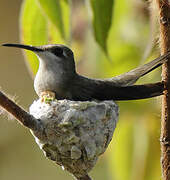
[156,1,170,179]
[0,91,42,132]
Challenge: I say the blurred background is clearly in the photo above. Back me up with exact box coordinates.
[0,0,162,180]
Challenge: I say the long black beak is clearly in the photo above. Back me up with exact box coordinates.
[2,43,43,52]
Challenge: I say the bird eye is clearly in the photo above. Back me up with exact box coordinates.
[52,47,63,56]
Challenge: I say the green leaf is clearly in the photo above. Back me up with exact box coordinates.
[36,0,68,41]
[48,0,71,44]
[90,0,114,54]
[20,0,48,74]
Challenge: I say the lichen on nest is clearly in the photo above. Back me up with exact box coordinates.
[29,99,119,179]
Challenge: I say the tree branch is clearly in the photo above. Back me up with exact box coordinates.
[76,174,92,180]
[0,91,42,132]
[156,1,170,179]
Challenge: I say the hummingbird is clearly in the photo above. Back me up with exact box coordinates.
[2,43,170,101]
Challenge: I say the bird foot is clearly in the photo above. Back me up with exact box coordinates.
[40,91,55,103]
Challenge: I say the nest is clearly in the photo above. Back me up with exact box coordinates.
[29,99,119,179]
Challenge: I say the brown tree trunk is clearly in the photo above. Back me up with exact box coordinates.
[156,1,170,179]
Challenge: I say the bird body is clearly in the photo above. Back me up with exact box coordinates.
[2,43,170,101]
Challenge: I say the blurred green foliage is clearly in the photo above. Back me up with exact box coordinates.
[90,0,114,54]
[19,0,162,180]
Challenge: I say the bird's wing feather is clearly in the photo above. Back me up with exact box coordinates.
[110,52,170,86]
[71,75,164,101]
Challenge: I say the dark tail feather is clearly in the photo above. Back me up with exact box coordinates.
[97,82,165,101]
[73,76,165,101]
[111,52,170,86]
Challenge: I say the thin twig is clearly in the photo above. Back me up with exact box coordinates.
[156,0,170,179]
[76,174,92,180]
[0,90,41,132]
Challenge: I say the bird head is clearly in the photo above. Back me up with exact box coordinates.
[2,43,76,74]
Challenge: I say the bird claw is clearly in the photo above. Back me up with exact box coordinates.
[40,91,56,103]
